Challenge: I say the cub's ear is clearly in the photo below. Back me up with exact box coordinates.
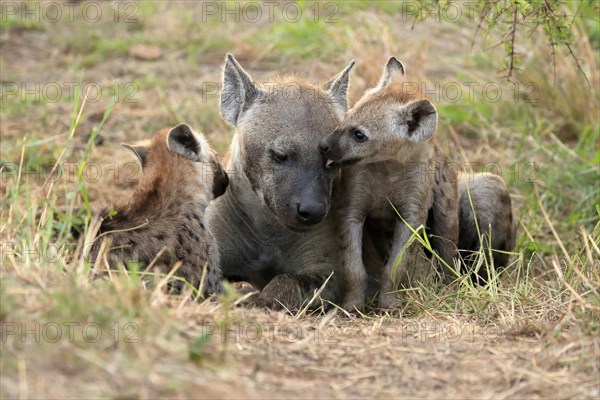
[376,56,405,90]
[122,143,149,167]
[325,59,355,114]
[392,99,437,143]
[221,53,263,126]
[167,123,203,161]
[211,160,229,198]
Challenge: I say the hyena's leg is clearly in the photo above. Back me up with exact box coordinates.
[378,220,420,309]
[255,270,340,311]
[340,216,367,312]
[202,232,224,296]
[362,223,391,306]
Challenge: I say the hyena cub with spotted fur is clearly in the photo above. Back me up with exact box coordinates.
[320,57,459,311]
[87,123,228,298]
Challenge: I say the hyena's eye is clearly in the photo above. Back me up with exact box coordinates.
[353,129,368,143]
[271,149,288,163]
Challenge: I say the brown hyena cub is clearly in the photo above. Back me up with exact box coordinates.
[320,57,459,311]
[87,123,228,298]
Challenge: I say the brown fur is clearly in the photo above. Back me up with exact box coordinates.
[321,57,459,311]
[88,124,228,298]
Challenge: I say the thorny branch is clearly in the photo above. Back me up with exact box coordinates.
[542,0,591,89]
[503,4,520,81]
[419,0,593,87]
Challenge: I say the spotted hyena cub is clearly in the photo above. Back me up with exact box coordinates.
[320,57,460,311]
[87,123,228,298]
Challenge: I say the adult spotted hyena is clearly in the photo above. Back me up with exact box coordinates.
[206,54,355,310]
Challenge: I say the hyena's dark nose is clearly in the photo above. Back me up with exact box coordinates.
[319,141,330,154]
[296,201,327,225]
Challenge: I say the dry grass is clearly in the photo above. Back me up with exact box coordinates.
[1,1,599,399]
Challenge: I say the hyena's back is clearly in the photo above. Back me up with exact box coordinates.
[457,173,516,281]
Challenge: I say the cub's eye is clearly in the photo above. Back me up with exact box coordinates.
[353,129,367,143]
[271,150,288,163]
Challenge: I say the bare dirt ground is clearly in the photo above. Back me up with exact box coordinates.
[1,2,599,399]
[3,292,599,399]
[172,304,599,399]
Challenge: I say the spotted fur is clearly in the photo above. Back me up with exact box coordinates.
[88,124,228,298]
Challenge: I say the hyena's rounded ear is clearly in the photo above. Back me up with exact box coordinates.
[376,56,406,90]
[325,59,355,113]
[392,99,437,143]
[221,53,263,126]
[167,123,203,161]
[211,161,229,199]
[122,143,149,167]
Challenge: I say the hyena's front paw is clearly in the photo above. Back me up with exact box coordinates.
[342,264,368,313]
[254,274,303,311]
[343,288,366,313]
[377,292,397,310]
[253,293,284,310]
[203,273,224,296]
[188,269,223,301]
[377,281,400,310]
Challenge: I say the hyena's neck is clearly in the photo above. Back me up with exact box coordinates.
[374,140,434,165]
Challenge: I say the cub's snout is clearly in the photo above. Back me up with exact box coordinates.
[320,127,366,169]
